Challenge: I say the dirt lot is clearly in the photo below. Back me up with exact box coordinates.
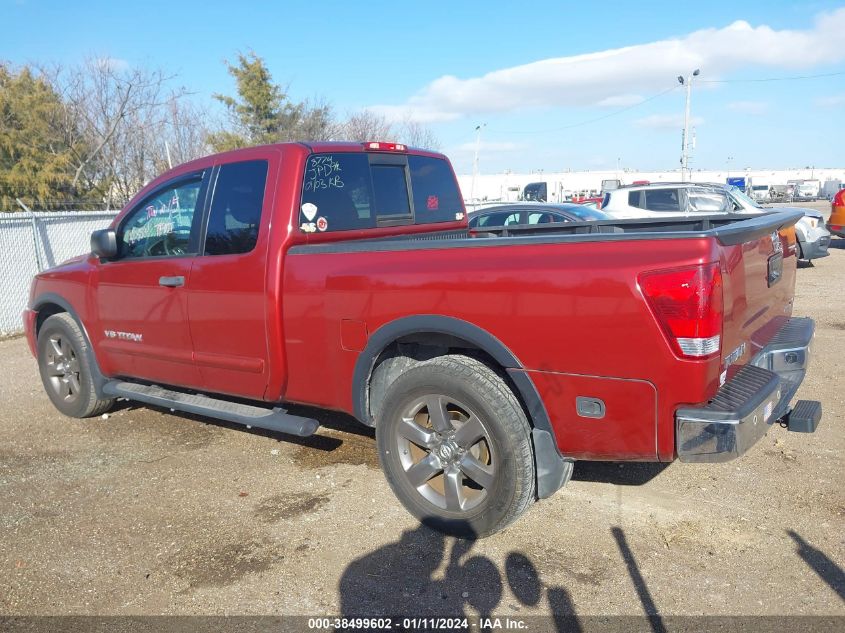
[1,203,843,619]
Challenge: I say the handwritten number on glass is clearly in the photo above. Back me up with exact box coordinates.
[304,155,345,192]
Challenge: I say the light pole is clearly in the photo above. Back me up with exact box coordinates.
[470,123,486,206]
[726,155,734,178]
[678,69,700,182]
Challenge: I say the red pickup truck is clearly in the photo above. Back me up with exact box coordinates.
[24,142,822,537]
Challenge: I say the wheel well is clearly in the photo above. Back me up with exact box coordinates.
[367,332,529,428]
[34,303,67,337]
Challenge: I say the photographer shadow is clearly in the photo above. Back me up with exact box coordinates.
[338,523,581,631]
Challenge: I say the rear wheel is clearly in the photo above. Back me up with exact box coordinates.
[376,355,535,538]
[37,313,115,418]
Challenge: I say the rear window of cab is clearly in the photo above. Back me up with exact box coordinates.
[299,153,463,233]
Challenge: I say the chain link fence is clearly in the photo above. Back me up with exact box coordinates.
[0,211,118,334]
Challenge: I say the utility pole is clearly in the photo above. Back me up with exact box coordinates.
[470,123,486,207]
[678,69,700,182]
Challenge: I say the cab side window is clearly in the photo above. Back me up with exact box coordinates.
[644,189,681,212]
[118,174,204,259]
[205,160,269,256]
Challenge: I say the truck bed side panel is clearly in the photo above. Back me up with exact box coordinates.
[282,236,723,460]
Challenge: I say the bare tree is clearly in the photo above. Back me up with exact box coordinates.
[161,99,210,167]
[341,110,395,142]
[397,118,441,150]
[45,58,202,207]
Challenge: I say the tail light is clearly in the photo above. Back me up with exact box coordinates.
[638,263,723,359]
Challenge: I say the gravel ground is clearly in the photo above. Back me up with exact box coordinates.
[1,203,842,619]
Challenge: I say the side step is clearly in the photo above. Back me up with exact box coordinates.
[783,399,822,433]
[102,380,320,437]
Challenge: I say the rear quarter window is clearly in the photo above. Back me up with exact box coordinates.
[409,155,464,224]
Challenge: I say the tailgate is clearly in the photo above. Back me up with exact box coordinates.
[717,210,803,379]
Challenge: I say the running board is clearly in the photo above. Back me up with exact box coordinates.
[102,380,319,437]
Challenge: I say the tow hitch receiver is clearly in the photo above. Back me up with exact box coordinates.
[781,400,822,433]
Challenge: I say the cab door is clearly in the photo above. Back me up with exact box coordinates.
[93,171,209,387]
[186,157,275,399]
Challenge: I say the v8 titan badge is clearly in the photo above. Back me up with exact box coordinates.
[316,216,328,231]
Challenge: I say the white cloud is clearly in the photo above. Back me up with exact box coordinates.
[596,94,645,107]
[95,57,130,72]
[727,100,769,114]
[635,114,704,129]
[451,141,523,154]
[369,8,845,122]
[815,94,845,107]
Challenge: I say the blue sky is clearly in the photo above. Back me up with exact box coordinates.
[4,0,845,174]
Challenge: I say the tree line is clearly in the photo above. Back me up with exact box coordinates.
[0,52,438,212]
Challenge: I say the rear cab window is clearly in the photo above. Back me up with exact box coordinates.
[299,152,463,233]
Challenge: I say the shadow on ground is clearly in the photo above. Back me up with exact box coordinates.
[338,523,671,632]
[788,530,845,602]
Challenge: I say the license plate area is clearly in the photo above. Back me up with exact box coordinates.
[767,252,783,287]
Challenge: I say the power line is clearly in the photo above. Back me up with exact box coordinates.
[699,70,845,83]
[491,85,681,135]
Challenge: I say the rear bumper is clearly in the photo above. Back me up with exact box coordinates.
[828,222,845,238]
[798,227,831,259]
[676,317,818,462]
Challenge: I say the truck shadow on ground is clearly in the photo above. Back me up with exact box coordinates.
[571,461,670,486]
[112,400,674,480]
[338,523,667,633]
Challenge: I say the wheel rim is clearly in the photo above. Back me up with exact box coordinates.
[394,395,496,513]
[42,334,82,404]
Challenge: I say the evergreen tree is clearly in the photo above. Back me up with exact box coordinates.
[208,52,335,151]
[0,64,85,211]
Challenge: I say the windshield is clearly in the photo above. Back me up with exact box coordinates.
[727,185,763,209]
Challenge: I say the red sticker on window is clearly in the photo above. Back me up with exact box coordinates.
[427,195,439,210]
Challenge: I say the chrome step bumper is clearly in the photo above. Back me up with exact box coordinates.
[676,317,820,463]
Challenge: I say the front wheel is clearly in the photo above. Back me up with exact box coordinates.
[376,355,535,538]
[37,313,115,418]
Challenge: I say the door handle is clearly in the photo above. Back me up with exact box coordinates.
[159,275,185,287]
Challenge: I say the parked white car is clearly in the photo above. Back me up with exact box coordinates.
[602,183,830,262]
[601,183,758,219]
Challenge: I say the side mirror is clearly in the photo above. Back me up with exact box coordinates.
[91,229,117,259]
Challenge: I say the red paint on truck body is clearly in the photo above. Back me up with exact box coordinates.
[25,143,798,463]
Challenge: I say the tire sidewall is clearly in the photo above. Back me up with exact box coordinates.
[37,317,94,418]
[376,360,530,537]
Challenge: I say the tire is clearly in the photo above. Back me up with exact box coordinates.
[375,354,535,538]
[36,313,115,418]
